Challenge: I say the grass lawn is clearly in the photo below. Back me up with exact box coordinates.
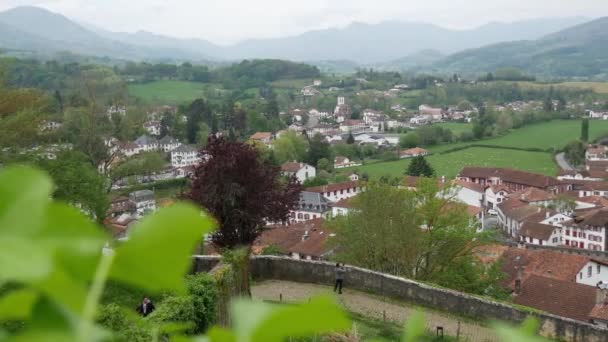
[481,120,608,150]
[344,147,556,179]
[128,81,213,104]
[270,78,314,89]
[431,122,473,136]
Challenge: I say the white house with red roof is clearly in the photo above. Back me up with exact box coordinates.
[306,181,363,202]
[281,162,316,183]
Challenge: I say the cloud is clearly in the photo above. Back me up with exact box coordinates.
[1,0,606,43]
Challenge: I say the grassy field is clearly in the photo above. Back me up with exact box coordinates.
[516,81,608,94]
[481,120,608,150]
[346,147,556,179]
[270,78,314,88]
[431,122,473,136]
[347,119,608,180]
[128,81,213,104]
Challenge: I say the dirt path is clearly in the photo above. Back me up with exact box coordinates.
[252,280,498,342]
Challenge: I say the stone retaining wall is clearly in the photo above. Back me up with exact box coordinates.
[192,255,608,342]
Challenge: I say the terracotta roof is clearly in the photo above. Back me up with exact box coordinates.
[281,162,307,173]
[497,198,527,214]
[577,196,608,207]
[341,119,364,126]
[502,204,543,222]
[334,156,348,164]
[400,147,429,156]
[586,160,608,170]
[250,132,272,140]
[500,248,591,286]
[519,222,557,241]
[511,187,555,203]
[577,181,608,192]
[572,208,608,227]
[455,180,485,193]
[458,167,562,189]
[489,184,511,193]
[514,275,597,322]
[590,302,608,322]
[253,219,334,258]
[307,181,359,194]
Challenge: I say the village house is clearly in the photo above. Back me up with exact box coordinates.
[584,160,608,179]
[588,110,608,120]
[409,115,431,125]
[290,192,332,223]
[557,170,602,182]
[106,213,139,240]
[586,145,608,161]
[452,180,485,208]
[563,209,608,251]
[306,181,363,202]
[399,147,429,159]
[280,162,316,183]
[301,86,320,97]
[484,185,511,210]
[107,196,135,218]
[119,142,141,157]
[107,105,126,118]
[576,181,608,197]
[518,221,562,246]
[250,132,274,145]
[339,119,367,133]
[457,167,570,194]
[134,135,158,152]
[171,145,201,168]
[143,120,161,136]
[334,156,362,169]
[158,136,181,152]
[129,190,156,216]
[39,120,63,132]
[253,218,335,261]
[494,247,608,323]
[331,197,356,217]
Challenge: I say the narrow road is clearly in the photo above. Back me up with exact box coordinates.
[555,152,574,171]
[252,280,498,342]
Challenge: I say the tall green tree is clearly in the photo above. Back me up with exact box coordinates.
[306,134,331,167]
[273,131,308,164]
[406,156,434,177]
[581,118,589,142]
[38,150,109,223]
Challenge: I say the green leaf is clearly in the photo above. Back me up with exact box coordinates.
[35,265,89,316]
[110,204,216,293]
[0,289,38,320]
[0,166,52,236]
[0,237,52,281]
[249,296,351,342]
[401,311,425,342]
[230,300,274,341]
[206,327,235,342]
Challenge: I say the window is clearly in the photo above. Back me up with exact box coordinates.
[552,237,558,243]
[580,242,584,249]
[588,266,593,278]
[598,264,601,274]
[572,231,577,238]
[565,239,570,245]
[304,214,310,220]
[566,230,570,236]
[579,272,583,279]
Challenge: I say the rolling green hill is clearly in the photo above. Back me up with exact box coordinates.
[435,17,608,78]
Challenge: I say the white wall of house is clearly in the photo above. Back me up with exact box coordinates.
[331,206,351,217]
[290,209,330,223]
[171,151,201,168]
[520,229,562,247]
[134,200,155,215]
[452,186,484,207]
[295,165,316,183]
[320,186,362,202]
[577,261,608,286]
[563,226,606,251]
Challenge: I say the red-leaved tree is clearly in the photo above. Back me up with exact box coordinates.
[185,137,301,248]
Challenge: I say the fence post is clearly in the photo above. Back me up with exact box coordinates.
[456,320,461,340]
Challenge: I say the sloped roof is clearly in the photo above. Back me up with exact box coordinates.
[306,181,359,194]
[519,222,557,241]
[511,187,555,203]
[253,218,334,258]
[514,275,597,322]
[281,162,307,173]
[134,135,157,146]
[454,180,485,193]
[250,132,272,140]
[159,136,179,144]
[172,144,198,153]
[458,167,562,189]
[590,302,608,322]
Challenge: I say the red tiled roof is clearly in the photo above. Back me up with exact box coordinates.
[572,208,608,227]
[281,162,306,173]
[307,181,359,194]
[253,219,334,258]
[458,167,562,189]
[400,147,429,156]
[590,303,608,321]
[514,275,597,322]
[454,180,485,193]
[511,187,555,203]
[250,132,272,140]
[519,222,557,241]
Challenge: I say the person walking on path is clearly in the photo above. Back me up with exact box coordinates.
[334,263,345,294]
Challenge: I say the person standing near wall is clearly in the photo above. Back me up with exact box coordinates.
[334,263,345,294]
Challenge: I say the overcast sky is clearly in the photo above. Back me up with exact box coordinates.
[1,0,606,44]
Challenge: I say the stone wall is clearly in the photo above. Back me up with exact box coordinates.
[192,255,608,342]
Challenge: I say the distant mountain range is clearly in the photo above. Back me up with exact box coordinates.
[0,6,592,64]
[432,17,608,78]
